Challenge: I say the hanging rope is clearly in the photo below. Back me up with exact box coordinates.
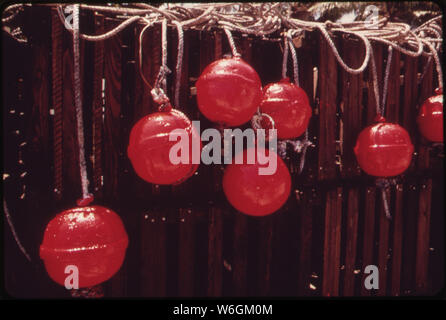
[224,27,240,57]
[138,21,155,90]
[287,30,299,87]
[281,33,289,79]
[150,19,172,111]
[28,3,440,97]
[3,199,32,261]
[381,46,394,116]
[277,29,313,173]
[173,20,184,108]
[73,4,93,206]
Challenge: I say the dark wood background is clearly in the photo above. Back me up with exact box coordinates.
[3,6,444,298]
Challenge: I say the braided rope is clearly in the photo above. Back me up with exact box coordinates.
[44,3,443,90]
[3,199,31,261]
[173,21,184,108]
[73,4,92,204]
[51,11,63,199]
[224,28,240,57]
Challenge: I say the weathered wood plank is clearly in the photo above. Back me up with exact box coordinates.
[205,30,224,297]
[391,184,404,295]
[178,208,195,296]
[377,188,390,296]
[91,13,105,199]
[360,186,376,296]
[322,188,342,296]
[140,211,167,297]
[207,206,223,297]
[340,38,363,296]
[344,188,359,296]
[318,34,342,297]
[317,35,338,181]
[415,56,434,295]
[296,191,313,296]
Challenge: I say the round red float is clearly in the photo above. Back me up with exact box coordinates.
[127,109,201,185]
[259,78,312,139]
[223,147,291,216]
[40,206,128,288]
[196,56,262,127]
[354,117,414,177]
[417,88,443,142]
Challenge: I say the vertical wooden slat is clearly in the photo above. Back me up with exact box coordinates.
[415,179,432,294]
[376,49,401,296]
[207,206,223,297]
[296,191,313,295]
[360,187,376,296]
[51,9,64,202]
[140,211,167,297]
[102,19,128,296]
[377,188,390,296]
[230,35,253,297]
[172,27,196,297]
[391,184,404,295]
[178,208,195,296]
[232,214,248,296]
[295,34,316,296]
[318,34,341,297]
[322,188,343,296]
[415,58,434,294]
[91,13,105,199]
[317,35,337,182]
[206,31,224,297]
[344,188,359,296]
[360,44,383,296]
[340,38,363,296]
[102,19,122,202]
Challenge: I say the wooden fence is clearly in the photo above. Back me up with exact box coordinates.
[3,6,444,298]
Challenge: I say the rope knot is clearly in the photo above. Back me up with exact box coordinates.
[150,87,172,111]
[324,20,340,29]
[76,194,94,207]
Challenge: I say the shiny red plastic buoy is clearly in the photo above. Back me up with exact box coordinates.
[417,88,443,142]
[40,206,128,288]
[196,57,262,127]
[223,147,291,216]
[259,78,312,139]
[128,109,201,185]
[354,117,414,177]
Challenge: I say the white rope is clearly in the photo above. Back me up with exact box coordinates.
[281,33,289,79]
[73,4,91,202]
[173,21,184,108]
[422,39,443,89]
[381,46,393,116]
[224,27,240,57]
[287,30,299,87]
[3,199,31,261]
[138,21,155,89]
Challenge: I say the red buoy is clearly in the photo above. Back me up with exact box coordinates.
[128,109,201,185]
[223,147,291,216]
[354,117,414,177]
[260,78,312,139]
[196,57,262,127]
[40,206,128,288]
[417,88,443,142]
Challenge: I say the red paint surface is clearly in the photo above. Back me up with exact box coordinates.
[354,120,414,177]
[196,57,262,126]
[260,78,312,139]
[417,92,443,142]
[128,109,201,185]
[40,206,128,288]
[223,147,291,216]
